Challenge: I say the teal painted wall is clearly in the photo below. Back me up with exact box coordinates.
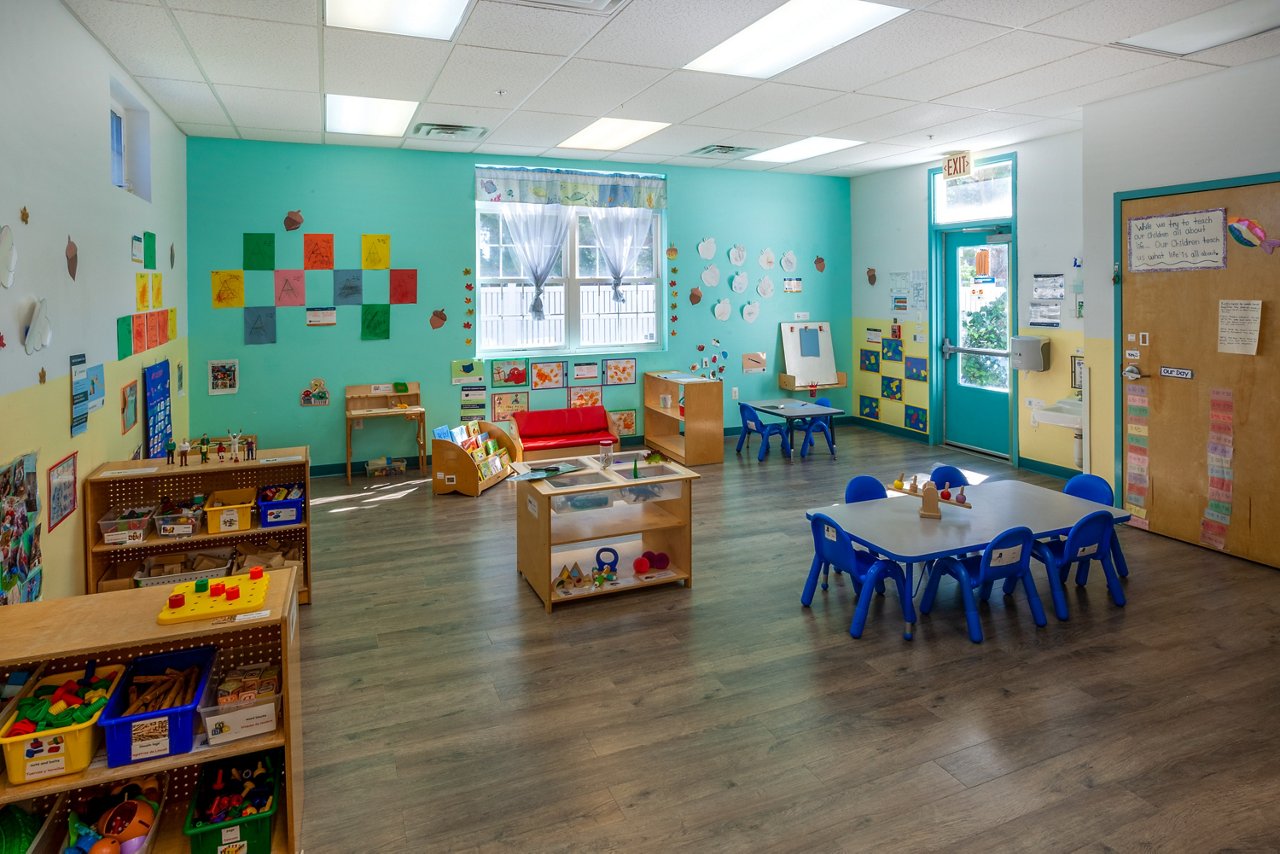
[187,139,852,466]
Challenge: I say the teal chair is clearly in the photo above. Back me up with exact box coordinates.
[736,403,791,462]
[921,526,1047,643]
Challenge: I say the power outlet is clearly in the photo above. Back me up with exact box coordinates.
[1025,398,1044,409]
[731,387,739,400]
[793,311,810,321]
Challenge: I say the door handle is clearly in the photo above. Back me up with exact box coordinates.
[942,337,1008,360]
[1121,364,1146,381]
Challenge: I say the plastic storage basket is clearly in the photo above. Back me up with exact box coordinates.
[153,504,204,538]
[183,755,278,854]
[99,646,216,767]
[0,665,124,784]
[97,507,155,545]
[256,483,305,528]
[205,489,255,533]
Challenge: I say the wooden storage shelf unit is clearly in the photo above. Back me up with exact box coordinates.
[432,420,519,497]
[83,446,313,603]
[0,567,304,852]
[642,371,724,465]
[345,382,427,483]
[513,453,699,612]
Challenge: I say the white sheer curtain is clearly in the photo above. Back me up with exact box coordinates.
[587,207,653,304]
[500,203,573,321]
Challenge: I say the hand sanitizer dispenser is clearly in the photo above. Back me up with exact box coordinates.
[1010,335,1050,372]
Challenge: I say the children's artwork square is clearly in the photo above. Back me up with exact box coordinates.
[531,361,566,390]
[304,233,334,270]
[208,359,239,395]
[608,409,637,437]
[244,306,277,345]
[451,359,484,385]
[274,270,305,306]
[492,359,529,387]
[491,391,529,423]
[881,376,903,401]
[389,269,417,304]
[211,270,245,309]
[859,395,880,420]
[905,405,928,433]
[571,386,603,408]
[47,452,76,532]
[361,304,390,341]
[603,358,637,385]
[151,273,163,308]
[799,327,820,357]
[573,362,600,382]
[243,233,275,271]
[859,348,880,373]
[121,380,138,433]
[362,234,390,270]
[333,270,363,305]
[881,338,903,362]
[1,452,43,604]
[905,356,928,381]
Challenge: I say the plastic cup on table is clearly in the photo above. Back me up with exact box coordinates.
[598,440,613,469]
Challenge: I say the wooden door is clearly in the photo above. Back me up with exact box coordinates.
[1120,178,1280,567]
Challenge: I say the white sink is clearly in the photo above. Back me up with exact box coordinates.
[1034,398,1082,430]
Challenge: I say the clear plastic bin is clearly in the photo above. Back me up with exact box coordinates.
[97,507,155,545]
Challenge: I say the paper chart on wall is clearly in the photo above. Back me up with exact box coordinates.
[1217,299,1261,355]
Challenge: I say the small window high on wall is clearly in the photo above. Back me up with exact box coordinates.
[932,159,1013,224]
[109,78,152,201]
[474,165,666,356]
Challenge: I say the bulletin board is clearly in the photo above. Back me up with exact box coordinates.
[1119,176,1280,567]
[779,321,837,386]
[143,359,173,460]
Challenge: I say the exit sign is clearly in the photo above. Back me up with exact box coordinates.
[944,151,971,180]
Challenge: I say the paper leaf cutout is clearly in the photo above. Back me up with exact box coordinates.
[24,298,52,354]
[19,207,29,225]
[66,236,78,280]
[170,243,175,269]
[39,368,46,384]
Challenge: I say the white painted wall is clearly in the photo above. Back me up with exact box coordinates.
[0,0,187,397]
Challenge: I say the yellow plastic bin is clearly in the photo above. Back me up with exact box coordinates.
[205,488,256,533]
[0,665,124,785]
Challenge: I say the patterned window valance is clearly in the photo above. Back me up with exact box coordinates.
[475,165,666,209]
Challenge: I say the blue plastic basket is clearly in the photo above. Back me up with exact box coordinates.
[257,483,305,528]
[99,645,216,767]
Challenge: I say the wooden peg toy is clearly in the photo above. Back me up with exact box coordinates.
[919,481,942,519]
[939,482,952,501]
[893,472,905,490]
[956,485,967,505]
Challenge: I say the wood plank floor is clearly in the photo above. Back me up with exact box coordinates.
[298,425,1280,853]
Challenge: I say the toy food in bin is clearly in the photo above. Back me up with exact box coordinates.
[184,754,278,854]
[153,496,205,538]
[205,488,256,533]
[256,483,305,528]
[61,772,168,854]
[0,664,123,784]
[99,646,216,767]
[97,507,155,545]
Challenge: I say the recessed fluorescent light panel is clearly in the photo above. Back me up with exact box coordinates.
[558,118,670,150]
[685,0,907,78]
[325,0,470,40]
[745,137,862,163]
[325,94,418,136]
[1118,0,1280,55]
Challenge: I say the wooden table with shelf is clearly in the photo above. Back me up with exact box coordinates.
[83,447,313,604]
[345,382,427,483]
[642,371,724,465]
[0,567,303,852]
[513,452,699,612]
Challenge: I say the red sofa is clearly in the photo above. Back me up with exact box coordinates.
[508,406,618,461]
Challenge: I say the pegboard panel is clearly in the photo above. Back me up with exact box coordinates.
[41,625,282,675]
[97,463,307,509]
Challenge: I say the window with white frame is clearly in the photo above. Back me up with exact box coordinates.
[474,166,664,356]
[109,107,126,189]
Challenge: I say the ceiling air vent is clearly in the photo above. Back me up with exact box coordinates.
[690,144,759,158]
[411,123,488,141]
[507,0,628,13]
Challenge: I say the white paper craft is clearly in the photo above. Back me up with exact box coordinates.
[701,264,720,287]
[697,237,716,260]
[24,298,52,354]
[780,250,797,273]
[759,248,775,270]
[780,321,837,386]
[728,244,746,266]
[0,225,14,288]
[730,271,748,293]
[713,298,731,321]
[757,276,774,298]
[742,302,760,323]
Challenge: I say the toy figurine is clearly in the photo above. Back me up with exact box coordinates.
[216,441,226,463]
[228,428,243,463]
[198,433,211,464]
[179,438,191,467]
[165,438,176,465]
[245,435,255,460]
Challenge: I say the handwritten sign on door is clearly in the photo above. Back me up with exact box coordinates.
[1128,208,1226,272]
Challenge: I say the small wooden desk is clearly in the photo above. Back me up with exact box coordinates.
[344,383,427,483]
[745,398,844,456]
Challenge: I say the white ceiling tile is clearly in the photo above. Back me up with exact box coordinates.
[427,46,564,109]
[617,124,739,156]
[400,138,479,153]
[523,59,667,117]
[178,122,240,138]
[603,152,674,164]
[686,83,842,131]
[457,0,607,55]
[215,84,321,131]
[538,147,609,161]
[721,130,806,151]
[778,12,1010,91]
[323,27,451,101]
[722,159,787,172]
[961,117,1081,150]
[64,0,204,81]
[484,111,595,147]
[861,31,1091,101]
[880,110,1039,147]
[239,127,323,144]
[925,0,1091,28]
[794,142,915,170]
[937,47,1167,110]
[756,93,915,135]
[135,77,228,125]
[475,143,551,157]
[173,10,319,90]
[167,0,319,25]
[577,0,790,69]
[324,133,404,147]
[1005,59,1219,115]
[608,71,757,124]
[1028,0,1237,44]
[661,155,730,168]
[409,103,512,132]
[828,102,979,141]
[1190,27,1280,66]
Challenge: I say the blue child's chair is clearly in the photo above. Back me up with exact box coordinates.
[799,396,836,459]
[929,464,970,491]
[920,526,1047,643]
[1030,509,1125,620]
[736,402,791,462]
[1062,474,1129,578]
[809,476,888,592]
[804,512,915,639]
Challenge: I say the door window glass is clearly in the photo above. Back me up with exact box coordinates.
[956,243,1009,391]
